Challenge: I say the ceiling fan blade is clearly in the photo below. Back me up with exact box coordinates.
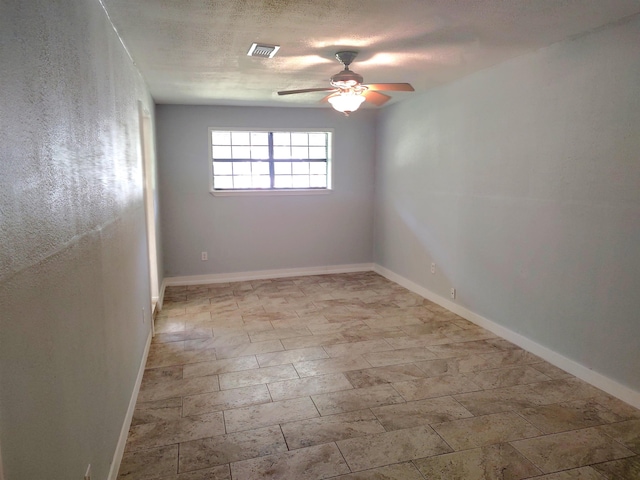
[278,87,336,96]
[363,90,391,107]
[364,83,415,92]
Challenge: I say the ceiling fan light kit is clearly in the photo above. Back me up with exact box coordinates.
[327,91,366,115]
[277,51,414,116]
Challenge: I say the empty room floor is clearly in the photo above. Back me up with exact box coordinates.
[118,272,640,479]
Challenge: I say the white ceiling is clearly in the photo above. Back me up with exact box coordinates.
[102,0,640,108]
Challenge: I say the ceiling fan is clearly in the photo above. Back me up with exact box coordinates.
[277,51,414,115]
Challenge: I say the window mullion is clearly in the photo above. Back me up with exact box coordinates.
[268,132,275,189]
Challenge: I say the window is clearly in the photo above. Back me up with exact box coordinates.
[210,129,332,194]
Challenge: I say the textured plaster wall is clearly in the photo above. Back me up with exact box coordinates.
[156,105,375,277]
[374,17,640,391]
[0,1,156,479]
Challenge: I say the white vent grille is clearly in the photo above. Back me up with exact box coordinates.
[247,43,280,58]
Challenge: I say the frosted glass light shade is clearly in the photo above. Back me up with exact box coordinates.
[328,93,366,114]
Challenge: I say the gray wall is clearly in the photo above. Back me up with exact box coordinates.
[0,1,156,479]
[156,105,376,277]
[374,17,640,391]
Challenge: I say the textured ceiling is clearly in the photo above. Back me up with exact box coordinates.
[101,0,640,107]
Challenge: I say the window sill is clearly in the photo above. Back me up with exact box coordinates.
[210,189,332,197]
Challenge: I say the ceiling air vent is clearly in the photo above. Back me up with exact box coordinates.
[247,43,280,58]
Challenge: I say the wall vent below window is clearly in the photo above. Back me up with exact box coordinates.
[247,43,280,58]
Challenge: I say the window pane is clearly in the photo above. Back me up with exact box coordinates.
[274,175,293,188]
[309,146,326,159]
[292,175,310,188]
[291,146,308,159]
[310,161,326,174]
[252,175,271,189]
[231,131,250,145]
[211,131,231,145]
[251,146,269,159]
[251,132,268,145]
[308,133,326,146]
[274,146,291,159]
[213,161,233,175]
[274,162,291,174]
[273,132,290,145]
[291,133,308,146]
[212,145,232,159]
[214,176,233,189]
[292,162,309,174]
[310,174,327,188]
[232,146,251,159]
[233,162,251,175]
[234,175,252,189]
[252,161,270,175]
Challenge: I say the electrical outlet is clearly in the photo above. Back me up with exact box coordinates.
[84,464,91,480]
[430,263,436,274]
[201,251,208,261]
[450,288,456,299]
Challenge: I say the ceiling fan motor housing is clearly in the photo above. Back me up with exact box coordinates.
[330,69,364,88]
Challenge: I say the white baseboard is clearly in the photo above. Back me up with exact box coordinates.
[373,264,640,410]
[164,263,374,287]
[108,328,152,480]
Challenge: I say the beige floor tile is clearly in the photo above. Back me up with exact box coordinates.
[137,375,220,403]
[426,339,502,358]
[146,346,219,369]
[281,409,386,449]
[371,396,473,431]
[132,398,183,426]
[160,465,231,480]
[519,399,624,434]
[322,339,394,358]
[184,333,250,351]
[182,384,271,417]
[525,466,606,479]
[591,455,640,479]
[330,462,425,479]
[344,363,429,388]
[336,425,452,471]
[530,361,574,380]
[118,444,179,479]
[256,346,328,367]
[294,355,372,377]
[453,384,552,416]
[218,364,298,390]
[312,384,405,416]
[268,373,353,401]
[414,443,541,479]
[121,274,640,480]
[224,396,319,433]
[281,332,347,349]
[432,411,541,450]
[599,419,640,453]
[230,442,350,480]
[248,326,313,343]
[182,356,258,379]
[178,425,287,472]
[214,339,284,359]
[362,347,438,367]
[465,365,552,389]
[152,328,213,345]
[393,374,482,401]
[511,426,634,473]
[384,333,452,349]
[125,412,225,452]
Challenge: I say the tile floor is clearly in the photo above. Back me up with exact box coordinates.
[118,272,640,479]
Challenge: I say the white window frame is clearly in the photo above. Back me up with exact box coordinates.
[209,127,334,197]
